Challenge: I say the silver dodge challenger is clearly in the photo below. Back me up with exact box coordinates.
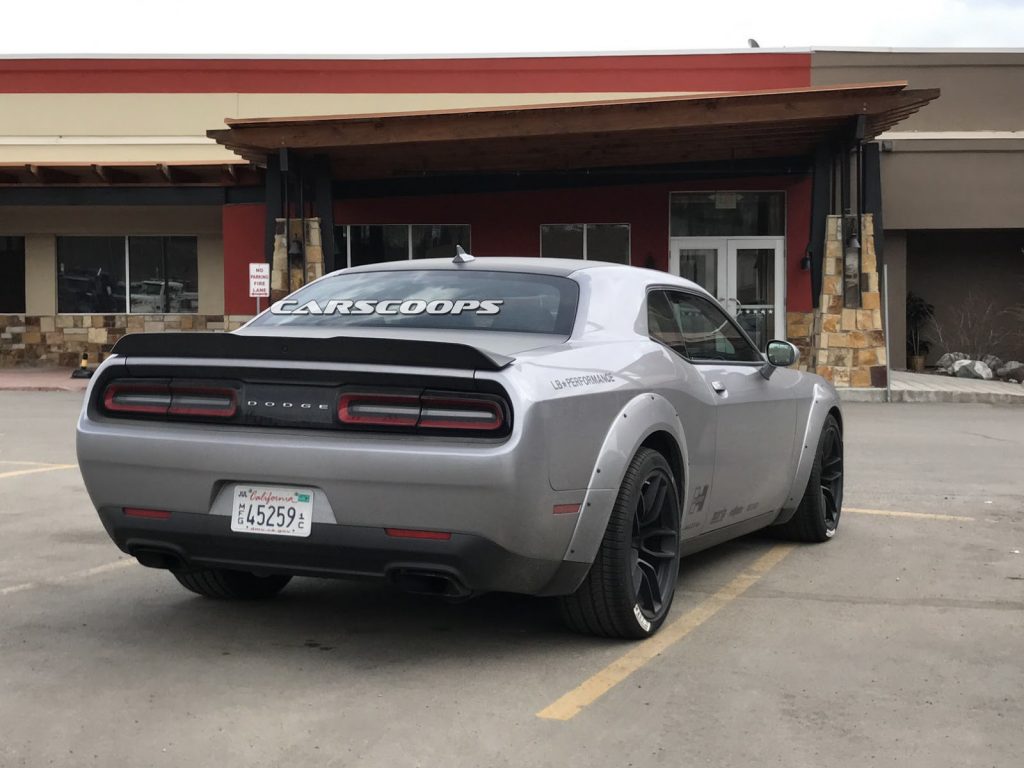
[77,253,844,638]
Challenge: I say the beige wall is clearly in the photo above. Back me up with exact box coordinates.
[880,148,1024,230]
[812,50,1024,131]
[0,91,689,164]
[197,235,224,315]
[24,234,56,315]
[882,231,907,370]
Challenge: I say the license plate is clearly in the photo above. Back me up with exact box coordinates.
[230,485,314,538]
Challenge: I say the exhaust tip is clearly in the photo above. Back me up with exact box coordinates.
[390,569,470,599]
[131,548,184,571]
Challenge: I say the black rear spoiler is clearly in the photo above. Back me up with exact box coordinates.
[110,332,514,372]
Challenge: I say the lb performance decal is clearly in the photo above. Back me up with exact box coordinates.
[551,373,616,391]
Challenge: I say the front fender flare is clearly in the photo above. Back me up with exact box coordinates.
[562,393,688,564]
[774,381,842,524]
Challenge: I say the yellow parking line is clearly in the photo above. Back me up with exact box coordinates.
[537,543,795,721]
[0,464,77,480]
[845,507,974,522]
[0,558,135,597]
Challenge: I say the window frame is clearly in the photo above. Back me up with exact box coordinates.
[538,223,631,263]
[667,190,787,239]
[645,286,764,365]
[339,224,472,267]
[54,234,200,316]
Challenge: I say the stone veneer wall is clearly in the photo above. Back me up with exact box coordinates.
[0,314,252,367]
[809,214,887,388]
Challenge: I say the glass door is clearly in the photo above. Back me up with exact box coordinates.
[727,239,785,351]
[669,236,785,351]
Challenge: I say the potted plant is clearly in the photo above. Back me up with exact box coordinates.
[906,292,934,372]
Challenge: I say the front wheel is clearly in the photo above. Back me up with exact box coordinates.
[775,413,844,542]
[173,568,292,599]
[559,447,681,638]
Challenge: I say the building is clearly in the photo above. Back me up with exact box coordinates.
[1,50,1020,376]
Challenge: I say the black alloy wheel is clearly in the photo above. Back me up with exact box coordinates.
[631,467,680,618]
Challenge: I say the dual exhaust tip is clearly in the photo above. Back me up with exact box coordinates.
[130,547,471,599]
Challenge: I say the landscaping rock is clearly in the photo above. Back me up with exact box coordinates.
[935,351,969,374]
[995,360,1024,382]
[953,359,994,380]
[981,354,1003,372]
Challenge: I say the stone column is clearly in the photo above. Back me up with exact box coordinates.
[271,218,324,302]
[810,214,888,388]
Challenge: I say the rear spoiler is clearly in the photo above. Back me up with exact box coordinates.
[110,332,514,372]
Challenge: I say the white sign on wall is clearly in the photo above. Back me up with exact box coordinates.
[248,263,270,298]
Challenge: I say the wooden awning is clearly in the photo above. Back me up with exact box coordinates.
[209,82,939,180]
[0,161,261,187]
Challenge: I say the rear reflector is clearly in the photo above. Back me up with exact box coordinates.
[123,507,172,520]
[552,503,582,515]
[385,528,452,540]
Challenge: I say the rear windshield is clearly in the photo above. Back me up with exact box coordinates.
[249,269,579,335]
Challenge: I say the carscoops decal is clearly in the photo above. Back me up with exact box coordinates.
[550,373,616,390]
[270,298,504,316]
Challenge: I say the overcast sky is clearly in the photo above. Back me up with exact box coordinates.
[3,0,1022,55]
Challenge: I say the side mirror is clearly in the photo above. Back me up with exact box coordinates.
[759,339,799,379]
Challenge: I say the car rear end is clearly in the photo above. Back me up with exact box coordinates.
[76,264,590,597]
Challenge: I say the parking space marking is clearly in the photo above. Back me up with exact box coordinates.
[845,507,975,522]
[0,464,77,480]
[0,558,135,597]
[536,543,795,722]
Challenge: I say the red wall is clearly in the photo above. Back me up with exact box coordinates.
[222,203,266,315]
[335,176,813,312]
[0,54,810,94]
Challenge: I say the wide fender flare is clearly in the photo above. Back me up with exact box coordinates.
[776,382,842,522]
[562,392,689,564]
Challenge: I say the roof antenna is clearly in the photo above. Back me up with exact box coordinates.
[452,244,475,264]
[748,38,760,48]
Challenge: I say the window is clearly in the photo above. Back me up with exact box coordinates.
[670,192,784,237]
[56,236,199,314]
[0,236,26,313]
[251,270,578,336]
[335,225,471,267]
[647,290,761,363]
[540,224,630,264]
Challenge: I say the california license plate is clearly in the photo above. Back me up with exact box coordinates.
[230,485,314,537]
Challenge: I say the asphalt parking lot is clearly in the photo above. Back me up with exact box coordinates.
[1,392,1021,768]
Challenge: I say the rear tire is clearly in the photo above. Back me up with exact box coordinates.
[559,447,681,639]
[775,414,843,542]
[173,568,292,599]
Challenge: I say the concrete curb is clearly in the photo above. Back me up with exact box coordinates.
[837,387,1024,405]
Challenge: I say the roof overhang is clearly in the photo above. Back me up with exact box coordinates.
[0,160,260,187]
[209,82,939,180]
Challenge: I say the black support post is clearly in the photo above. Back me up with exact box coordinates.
[808,144,832,309]
[313,155,337,273]
[263,154,281,266]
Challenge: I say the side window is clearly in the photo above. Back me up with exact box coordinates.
[648,290,761,363]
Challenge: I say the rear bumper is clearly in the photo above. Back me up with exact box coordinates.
[98,507,589,596]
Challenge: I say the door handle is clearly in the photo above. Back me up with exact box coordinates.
[711,380,727,394]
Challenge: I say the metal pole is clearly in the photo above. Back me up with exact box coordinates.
[883,262,893,404]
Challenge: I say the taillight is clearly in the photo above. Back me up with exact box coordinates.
[337,389,507,433]
[102,380,237,419]
[419,395,503,431]
[338,392,420,427]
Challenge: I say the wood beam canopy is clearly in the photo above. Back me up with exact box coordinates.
[208,82,939,181]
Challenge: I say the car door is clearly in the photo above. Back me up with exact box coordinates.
[649,289,798,531]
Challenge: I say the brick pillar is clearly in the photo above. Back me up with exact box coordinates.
[810,214,887,388]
